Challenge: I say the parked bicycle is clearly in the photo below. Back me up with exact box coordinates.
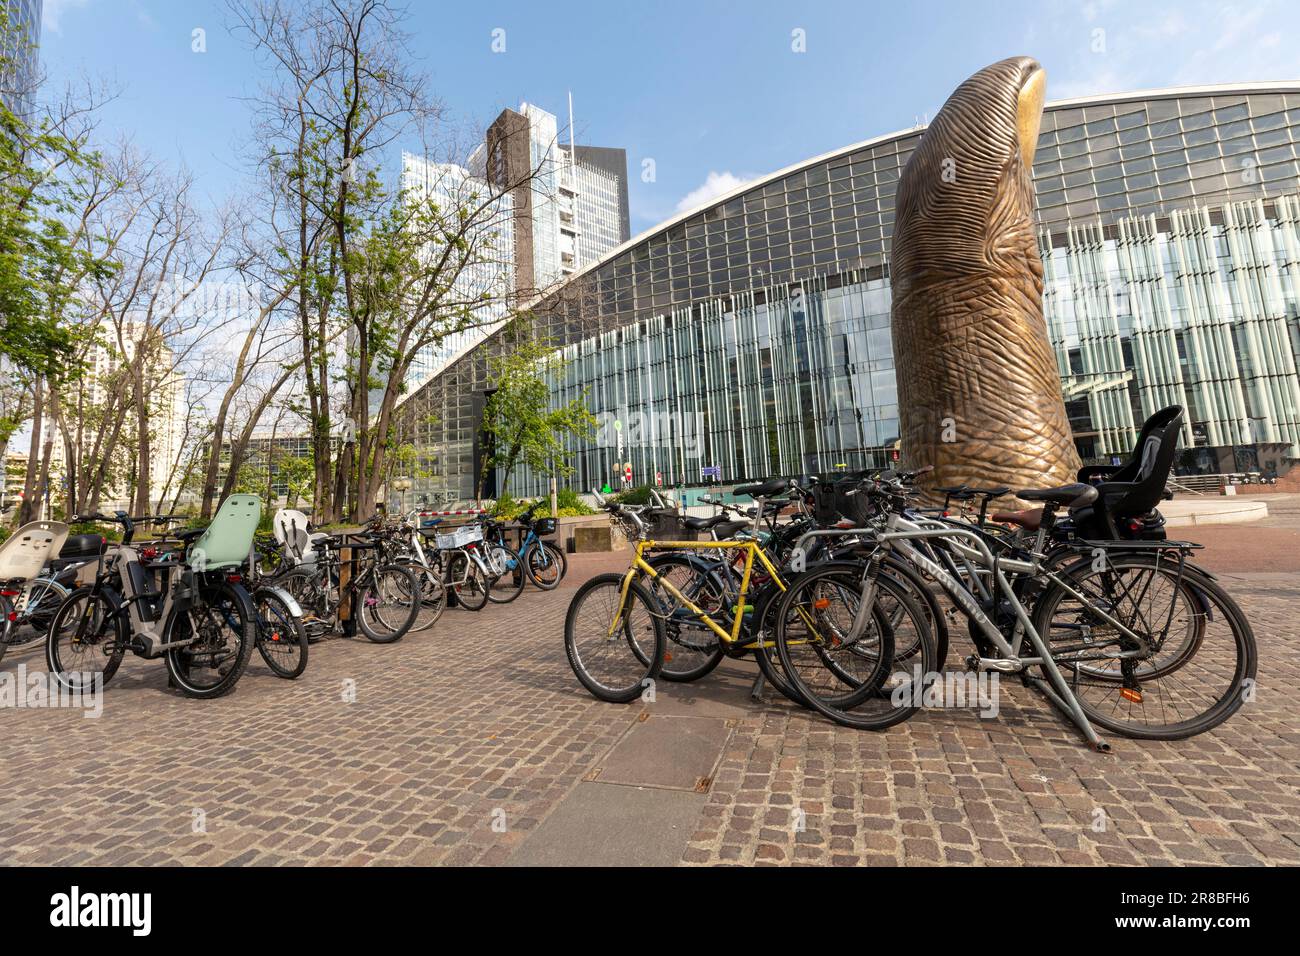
[773,468,1257,749]
[483,502,567,591]
[43,496,262,699]
[275,526,421,643]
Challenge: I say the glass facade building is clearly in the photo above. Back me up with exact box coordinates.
[394,84,1300,503]
[400,153,515,389]
[1,0,42,116]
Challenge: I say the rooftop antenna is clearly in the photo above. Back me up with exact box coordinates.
[568,90,576,158]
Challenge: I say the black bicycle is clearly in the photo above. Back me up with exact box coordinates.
[45,511,256,699]
[277,532,420,643]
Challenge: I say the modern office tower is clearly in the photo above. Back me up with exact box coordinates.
[399,102,627,398]
[400,152,515,389]
[395,83,1300,502]
[562,144,632,267]
[485,101,630,295]
[1,0,42,116]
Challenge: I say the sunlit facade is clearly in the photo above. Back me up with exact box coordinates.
[395,84,1300,502]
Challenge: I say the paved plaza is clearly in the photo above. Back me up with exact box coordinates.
[2,498,1298,867]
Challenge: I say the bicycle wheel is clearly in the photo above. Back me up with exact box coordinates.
[22,577,70,635]
[775,565,935,730]
[277,567,332,642]
[446,551,489,611]
[644,553,726,682]
[0,594,9,667]
[1032,553,1256,740]
[254,588,308,679]
[165,580,255,699]
[565,573,664,703]
[524,541,566,590]
[401,562,445,632]
[356,563,421,643]
[45,587,126,690]
[486,545,526,604]
[751,583,810,707]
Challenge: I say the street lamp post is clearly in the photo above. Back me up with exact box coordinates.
[392,476,413,516]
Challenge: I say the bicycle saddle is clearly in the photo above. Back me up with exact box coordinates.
[733,477,790,499]
[991,508,1043,530]
[1015,483,1099,508]
[682,514,727,531]
[59,533,106,557]
[937,485,976,500]
[712,519,751,539]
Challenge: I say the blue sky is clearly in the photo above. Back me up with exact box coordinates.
[39,0,1300,235]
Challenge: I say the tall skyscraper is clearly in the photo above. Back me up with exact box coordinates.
[400,152,515,389]
[485,101,630,296]
[1,0,42,116]
[563,144,633,265]
[401,99,629,392]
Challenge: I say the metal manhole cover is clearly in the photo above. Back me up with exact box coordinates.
[589,714,732,791]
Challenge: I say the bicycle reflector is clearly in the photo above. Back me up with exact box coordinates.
[226,573,243,583]
[0,588,20,597]
[813,598,831,610]
[1120,688,1143,703]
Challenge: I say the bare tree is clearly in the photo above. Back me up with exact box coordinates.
[230,0,555,522]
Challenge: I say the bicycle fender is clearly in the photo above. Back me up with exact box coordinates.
[255,584,303,618]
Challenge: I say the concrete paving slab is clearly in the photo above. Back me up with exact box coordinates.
[591,713,732,791]
[507,782,705,867]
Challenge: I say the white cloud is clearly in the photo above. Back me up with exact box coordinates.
[1044,0,1297,102]
[42,0,93,35]
[675,171,755,214]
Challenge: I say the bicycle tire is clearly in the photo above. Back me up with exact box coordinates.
[775,565,936,731]
[0,594,11,667]
[22,577,71,635]
[254,587,309,679]
[400,561,445,632]
[165,580,255,699]
[524,541,565,590]
[1032,554,1256,740]
[447,551,489,611]
[642,553,726,682]
[45,586,127,690]
[486,545,526,604]
[356,563,421,643]
[565,573,664,703]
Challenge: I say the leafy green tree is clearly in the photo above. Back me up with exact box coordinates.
[475,336,596,502]
[0,8,114,379]
[275,455,315,509]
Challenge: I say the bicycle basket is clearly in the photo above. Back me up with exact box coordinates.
[435,525,483,549]
[532,517,557,536]
[832,481,875,527]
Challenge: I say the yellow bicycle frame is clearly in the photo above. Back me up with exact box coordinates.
[607,538,790,646]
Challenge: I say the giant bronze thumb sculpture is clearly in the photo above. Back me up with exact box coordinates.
[890,57,1080,495]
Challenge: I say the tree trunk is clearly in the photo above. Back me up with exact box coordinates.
[36,425,55,521]
[19,378,44,524]
[199,402,233,520]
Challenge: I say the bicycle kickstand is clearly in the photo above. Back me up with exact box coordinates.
[749,670,767,702]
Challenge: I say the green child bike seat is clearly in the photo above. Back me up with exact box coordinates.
[190,494,262,571]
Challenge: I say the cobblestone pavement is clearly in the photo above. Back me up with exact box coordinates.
[1,535,1297,867]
